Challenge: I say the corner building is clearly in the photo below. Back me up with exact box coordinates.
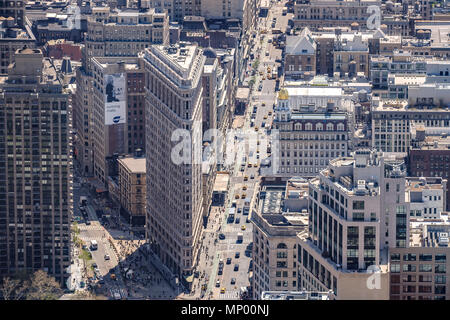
[143,42,205,283]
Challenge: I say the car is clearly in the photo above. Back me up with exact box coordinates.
[263,115,268,120]
[104,254,110,260]
[226,257,232,264]
[235,194,240,199]
[262,102,266,106]
[241,224,246,231]
[235,252,240,259]
[235,217,240,224]
[92,263,98,268]
[234,264,239,271]
[231,278,236,285]
[256,154,260,159]
[85,220,91,225]
[219,233,226,240]
[246,217,251,223]
[250,174,255,179]
[241,194,246,199]
[80,281,85,288]
[237,207,242,213]
[255,127,259,132]
[268,111,272,115]
[244,176,248,181]
[218,268,223,275]
[216,280,220,287]
[220,288,226,294]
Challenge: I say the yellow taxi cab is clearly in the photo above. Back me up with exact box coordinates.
[220,288,226,294]
[247,163,252,168]
[263,115,268,120]
[241,193,246,199]
[262,76,266,80]
[262,102,266,106]
[259,71,263,76]
[241,225,246,231]
[235,194,240,199]
[268,111,272,115]
[243,186,247,191]
[255,127,259,131]
[244,176,248,181]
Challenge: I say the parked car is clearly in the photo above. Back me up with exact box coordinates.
[235,252,240,259]
[219,233,225,240]
[234,264,239,271]
[226,257,232,265]
[231,278,236,285]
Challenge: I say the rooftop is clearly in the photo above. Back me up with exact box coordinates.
[118,156,146,173]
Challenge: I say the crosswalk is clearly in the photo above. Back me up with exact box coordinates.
[79,224,103,231]
[219,291,240,300]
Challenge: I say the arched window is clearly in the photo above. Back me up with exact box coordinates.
[337,123,345,131]
[305,123,313,131]
[326,123,334,131]
[295,123,302,131]
[316,123,323,131]
[277,243,287,249]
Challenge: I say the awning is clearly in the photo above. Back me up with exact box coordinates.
[185,275,194,283]
[96,188,107,193]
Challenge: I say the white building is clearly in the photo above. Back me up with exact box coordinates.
[406,177,446,220]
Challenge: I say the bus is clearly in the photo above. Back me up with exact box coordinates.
[90,240,98,250]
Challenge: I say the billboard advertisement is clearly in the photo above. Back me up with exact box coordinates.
[104,73,126,125]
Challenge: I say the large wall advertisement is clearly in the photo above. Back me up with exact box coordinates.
[104,73,126,125]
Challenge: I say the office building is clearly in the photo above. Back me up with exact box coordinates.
[143,42,205,284]
[118,154,146,229]
[389,222,450,300]
[0,48,72,285]
[409,132,450,211]
[251,177,309,299]
[293,0,381,30]
[371,98,450,155]
[271,88,350,177]
[297,149,409,299]
[83,7,169,73]
[88,57,145,185]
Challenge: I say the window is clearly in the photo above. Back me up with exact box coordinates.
[403,264,416,272]
[352,201,364,210]
[419,254,432,261]
[352,212,364,221]
[277,243,287,249]
[419,275,432,282]
[403,254,416,261]
[435,254,446,262]
[390,264,400,273]
[391,253,401,261]
[419,264,432,272]
[435,275,446,284]
[435,264,446,274]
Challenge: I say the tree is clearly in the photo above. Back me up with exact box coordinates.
[0,277,29,300]
[26,270,63,300]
